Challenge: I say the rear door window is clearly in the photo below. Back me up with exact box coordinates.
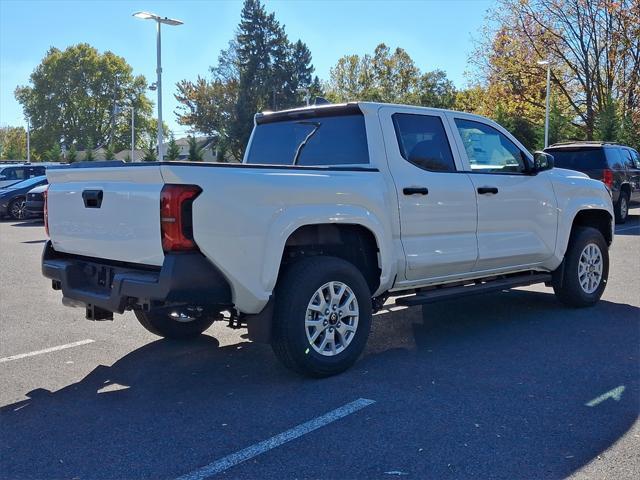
[605,148,625,169]
[546,148,606,170]
[246,114,369,166]
[622,149,636,169]
[392,113,456,172]
[29,166,46,177]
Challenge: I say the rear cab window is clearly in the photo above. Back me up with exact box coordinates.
[246,107,369,166]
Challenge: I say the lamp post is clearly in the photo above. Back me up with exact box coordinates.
[26,117,30,163]
[537,60,551,148]
[133,11,183,160]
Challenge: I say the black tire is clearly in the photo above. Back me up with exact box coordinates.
[552,226,609,307]
[134,309,216,339]
[271,256,373,378]
[8,198,27,220]
[614,191,629,224]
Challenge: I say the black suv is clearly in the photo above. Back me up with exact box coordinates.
[545,142,640,223]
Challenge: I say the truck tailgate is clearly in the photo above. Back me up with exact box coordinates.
[46,165,165,266]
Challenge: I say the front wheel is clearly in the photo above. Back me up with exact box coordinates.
[135,308,216,339]
[271,256,373,378]
[553,227,609,307]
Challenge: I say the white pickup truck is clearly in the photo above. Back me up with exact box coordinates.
[43,102,614,377]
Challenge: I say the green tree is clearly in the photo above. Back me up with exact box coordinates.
[84,138,95,161]
[66,145,77,163]
[15,43,156,156]
[46,143,63,162]
[104,143,116,160]
[175,0,318,160]
[166,134,181,161]
[548,96,582,145]
[0,126,27,160]
[595,96,619,142]
[325,44,457,108]
[142,140,157,162]
[187,136,204,161]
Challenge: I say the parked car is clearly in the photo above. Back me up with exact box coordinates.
[25,184,48,218]
[42,102,613,377]
[0,175,48,219]
[0,164,47,189]
[544,141,640,223]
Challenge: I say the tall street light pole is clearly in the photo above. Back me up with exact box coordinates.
[131,107,135,161]
[133,11,183,161]
[538,60,551,148]
[26,117,31,162]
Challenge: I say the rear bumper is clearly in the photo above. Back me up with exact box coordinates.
[25,200,44,215]
[42,241,232,315]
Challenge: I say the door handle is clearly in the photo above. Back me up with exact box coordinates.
[477,186,498,195]
[403,187,429,195]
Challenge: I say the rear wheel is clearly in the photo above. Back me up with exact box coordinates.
[615,191,629,224]
[271,256,372,378]
[553,227,609,307]
[135,308,216,339]
[8,198,27,220]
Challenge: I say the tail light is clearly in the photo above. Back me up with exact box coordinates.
[160,184,202,252]
[602,169,614,189]
[43,186,49,237]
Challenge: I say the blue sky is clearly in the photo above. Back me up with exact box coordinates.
[0,0,494,136]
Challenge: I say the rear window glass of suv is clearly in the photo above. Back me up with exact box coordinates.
[546,148,606,170]
[246,114,369,166]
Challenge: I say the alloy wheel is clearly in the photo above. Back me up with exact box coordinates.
[578,243,603,294]
[305,281,359,356]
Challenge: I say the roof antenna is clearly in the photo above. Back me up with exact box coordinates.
[313,97,331,106]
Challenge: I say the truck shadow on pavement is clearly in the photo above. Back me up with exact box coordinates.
[615,212,639,236]
[1,290,638,479]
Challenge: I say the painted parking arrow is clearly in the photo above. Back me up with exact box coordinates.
[585,385,625,407]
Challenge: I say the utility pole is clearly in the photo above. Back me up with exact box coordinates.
[156,20,163,160]
[131,107,135,161]
[537,60,551,148]
[26,118,30,162]
[133,11,183,161]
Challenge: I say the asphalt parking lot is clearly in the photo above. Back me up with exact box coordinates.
[1,212,638,480]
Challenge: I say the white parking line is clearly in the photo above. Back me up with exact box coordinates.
[0,339,95,364]
[176,398,376,480]
[616,225,640,232]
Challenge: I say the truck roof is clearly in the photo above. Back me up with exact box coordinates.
[546,141,623,149]
[255,101,489,124]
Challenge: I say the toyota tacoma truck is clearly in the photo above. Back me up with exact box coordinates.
[42,102,614,377]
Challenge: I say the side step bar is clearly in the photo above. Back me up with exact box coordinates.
[395,273,552,307]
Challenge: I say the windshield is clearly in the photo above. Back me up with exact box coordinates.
[246,114,369,166]
[3,176,47,190]
[546,148,605,170]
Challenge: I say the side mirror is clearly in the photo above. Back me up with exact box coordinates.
[531,151,554,173]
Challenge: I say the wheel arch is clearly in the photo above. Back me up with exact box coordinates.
[570,209,613,246]
[280,223,382,294]
[261,205,394,300]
